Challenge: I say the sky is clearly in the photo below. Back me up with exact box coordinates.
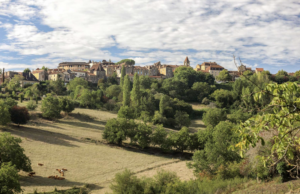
[0,0,299,74]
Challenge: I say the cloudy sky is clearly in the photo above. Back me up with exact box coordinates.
[0,0,299,73]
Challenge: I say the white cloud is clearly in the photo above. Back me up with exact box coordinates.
[0,0,299,72]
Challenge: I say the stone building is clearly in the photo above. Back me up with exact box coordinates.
[195,62,225,78]
[58,62,90,71]
[32,68,47,81]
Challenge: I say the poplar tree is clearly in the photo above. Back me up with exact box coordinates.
[131,73,141,107]
[123,75,130,106]
[159,94,167,115]
[120,65,126,88]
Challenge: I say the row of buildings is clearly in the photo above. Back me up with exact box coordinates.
[0,57,265,87]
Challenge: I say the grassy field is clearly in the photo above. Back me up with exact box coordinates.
[0,101,195,194]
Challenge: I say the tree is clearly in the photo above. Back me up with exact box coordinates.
[0,133,32,171]
[188,121,241,175]
[0,104,10,125]
[7,75,24,91]
[120,65,126,88]
[139,76,152,90]
[235,82,300,179]
[174,111,190,129]
[105,85,122,99]
[59,97,75,114]
[159,94,167,115]
[10,106,30,126]
[169,127,191,152]
[135,123,152,149]
[118,106,135,119]
[216,69,232,81]
[191,82,212,102]
[49,79,65,95]
[26,100,37,111]
[41,66,48,71]
[151,125,167,148]
[123,75,131,106]
[294,70,300,77]
[41,96,61,119]
[0,162,22,194]
[23,68,31,73]
[211,89,235,108]
[67,77,88,91]
[202,108,227,128]
[276,69,288,76]
[131,73,141,109]
[242,70,253,76]
[116,59,135,66]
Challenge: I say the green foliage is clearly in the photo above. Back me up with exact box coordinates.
[243,70,253,76]
[202,108,227,127]
[276,69,288,76]
[117,106,135,119]
[152,111,166,125]
[115,59,135,66]
[131,73,141,108]
[67,77,88,91]
[23,68,31,73]
[227,109,252,124]
[174,111,190,129]
[159,94,167,115]
[49,79,65,95]
[191,82,212,102]
[59,97,75,114]
[120,65,126,88]
[216,69,232,81]
[235,82,300,178]
[0,103,11,125]
[139,111,151,123]
[27,100,37,110]
[151,125,167,148]
[188,121,241,175]
[7,75,23,91]
[2,98,18,112]
[0,162,22,194]
[11,106,30,126]
[105,85,121,99]
[295,70,300,77]
[202,97,210,105]
[139,76,152,90]
[211,89,235,108]
[135,123,152,149]
[0,133,32,172]
[41,96,61,119]
[122,75,131,106]
[169,127,191,152]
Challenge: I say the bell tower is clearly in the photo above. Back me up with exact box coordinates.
[184,56,190,66]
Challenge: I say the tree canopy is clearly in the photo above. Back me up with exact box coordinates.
[216,69,232,82]
[116,59,135,66]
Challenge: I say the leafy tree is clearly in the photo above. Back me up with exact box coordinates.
[159,94,167,115]
[122,75,131,106]
[216,69,232,81]
[0,133,32,171]
[202,97,210,105]
[202,108,227,128]
[211,89,235,108]
[23,68,31,73]
[235,82,300,179]
[139,111,151,123]
[107,72,118,85]
[152,111,167,125]
[174,111,190,129]
[30,83,41,98]
[276,69,288,76]
[188,121,241,175]
[294,70,300,77]
[49,79,65,95]
[2,98,18,112]
[131,73,141,108]
[26,100,37,111]
[41,96,61,119]
[260,70,271,77]
[41,66,48,71]
[151,125,167,148]
[169,127,191,152]
[7,75,24,91]
[0,162,22,194]
[135,123,152,149]
[67,77,88,91]
[118,106,135,119]
[0,103,10,125]
[105,85,122,99]
[10,106,30,127]
[59,97,75,114]
[139,76,152,90]
[242,70,253,76]
[116,59,135,66]
[120,65,126,88]
[191,82,212,102]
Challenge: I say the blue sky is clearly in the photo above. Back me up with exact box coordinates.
[0,0,299,74]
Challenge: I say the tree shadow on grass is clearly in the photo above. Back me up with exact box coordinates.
[57,120,106,131]
[20,175,103,191]
[3,126,80,147]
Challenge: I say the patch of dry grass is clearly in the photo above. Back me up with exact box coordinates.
[0,107,195,194]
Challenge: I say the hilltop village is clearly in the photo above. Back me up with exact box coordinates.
[0,57,268,87]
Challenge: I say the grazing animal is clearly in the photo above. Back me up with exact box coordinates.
[56,169,61,173]
[62,168,67,171]
[48,176,55,179]
[38,163,44,166]
[28,173,33,177]
[61,172,64,177]
[29,172,35,175]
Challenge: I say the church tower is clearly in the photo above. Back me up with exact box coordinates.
[184,56,190,66]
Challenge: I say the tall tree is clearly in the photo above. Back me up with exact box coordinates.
[131,73,141,107]
[116,59,135,66]
[159,94,167,115]
[123,75,131,106]
[0,162,22,194]
[120,65,126,88]
[216,69,232,81]
[23,68,31,73]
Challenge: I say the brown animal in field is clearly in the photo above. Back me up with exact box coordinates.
[56,169,61,173]
[38,163,43,166]
[61,172,64,176]
[62,168,67,171]
[28,173,33,177]
[29,172,35,175]
[57,177,65,180]
[48,176,55,179]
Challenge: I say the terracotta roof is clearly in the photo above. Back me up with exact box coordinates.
[289,73,295,76]
[184,56,190,63]
[256,68,264,72]
[197,67,210,73]
[90,63,104,71]
[59,62,88,66]
[246,67,252,70]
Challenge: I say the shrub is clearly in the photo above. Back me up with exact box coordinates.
[27,100,37,111]
[11,106,30,126]
[59,97,75,114]
[41,96,61,119]
[202,97,210,105]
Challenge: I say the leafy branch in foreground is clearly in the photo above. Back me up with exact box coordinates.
[233,82,300,178]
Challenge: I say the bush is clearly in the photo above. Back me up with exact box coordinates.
[202,97,210,105]
[27,100,37,110]
[41,96,61,119]
[11,106,30,126]
[59,97,75,114]
[202,108,227,127]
